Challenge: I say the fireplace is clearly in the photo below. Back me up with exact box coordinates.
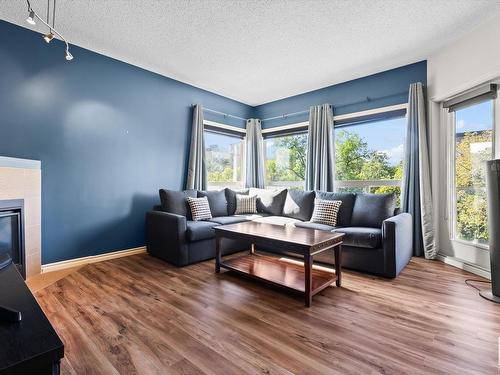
[0,199,25,279]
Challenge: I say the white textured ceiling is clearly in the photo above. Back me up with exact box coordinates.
[1,0,500,105]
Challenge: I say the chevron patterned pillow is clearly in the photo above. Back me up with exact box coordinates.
[311,198,342,226]
[186,196,212,221]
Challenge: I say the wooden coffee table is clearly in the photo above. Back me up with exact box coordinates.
[214,222,344,307]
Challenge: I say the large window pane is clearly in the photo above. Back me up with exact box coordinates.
[264,133,307,190]
[454,100,493,245]
[204,131,244,189]
[335,117,406,205]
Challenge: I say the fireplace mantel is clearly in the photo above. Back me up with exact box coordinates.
[0,156,41,278]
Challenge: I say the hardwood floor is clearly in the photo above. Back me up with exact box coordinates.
[33,253,500,374]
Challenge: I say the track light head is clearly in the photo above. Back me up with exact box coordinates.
[26,10,36,25]
[43,32,54,43]
[65,49,73,61]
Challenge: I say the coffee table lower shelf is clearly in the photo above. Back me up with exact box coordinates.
[219,253,336,297]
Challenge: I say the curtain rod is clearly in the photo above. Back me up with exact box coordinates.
[261,91,409,122]
[193,105,248,122]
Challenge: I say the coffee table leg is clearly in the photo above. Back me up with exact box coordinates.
[215,236,221,273]
[304,254,312,307]
[250,243,255,254]
[334,244,342,287]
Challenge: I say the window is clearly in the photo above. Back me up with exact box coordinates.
[204,129,244,190]
[452,100,493,246]
[334,116,406,205]
[264,132,308,190]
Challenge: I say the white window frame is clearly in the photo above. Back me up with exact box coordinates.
[445,95,498,251]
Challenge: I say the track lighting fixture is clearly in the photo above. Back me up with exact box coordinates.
[25,0,74,61]
[43,32,54,43]
[64,49,73,61]
[26,10,36,25]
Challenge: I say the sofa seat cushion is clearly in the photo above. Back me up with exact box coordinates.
[251,216,302,226]
[186,221,220,242]
[233,214,269,220]
[333,227,382,249]
[209,216,251,225]
[294,221,338,231]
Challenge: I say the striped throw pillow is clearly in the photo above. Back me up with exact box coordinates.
[235,194,258,214]
[186,196,212,221]
[311,198,342,226]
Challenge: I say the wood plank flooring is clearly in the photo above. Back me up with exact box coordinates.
[33,253,500,374]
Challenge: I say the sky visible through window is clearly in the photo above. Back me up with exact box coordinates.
[337,117,406,166]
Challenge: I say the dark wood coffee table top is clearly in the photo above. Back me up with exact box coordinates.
[214,221,343,254]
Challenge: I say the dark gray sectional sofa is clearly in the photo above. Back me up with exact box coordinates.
[146,188,413,278]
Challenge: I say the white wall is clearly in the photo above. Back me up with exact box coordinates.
[427,11,500,275]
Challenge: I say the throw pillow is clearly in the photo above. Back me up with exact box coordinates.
[235,194,258,214]
[186,196,212,221]
[198,190,228,217]
[225,188,249,215]
[311,198,342,227]
[249,188,288,215]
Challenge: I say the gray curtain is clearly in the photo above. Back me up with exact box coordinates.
[245,118,265,188]
[305,104,335,191]
[402,83,436,259]
[186,104,207,190]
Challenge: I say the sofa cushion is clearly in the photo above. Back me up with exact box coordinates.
[235,194,258,214]
[315,192,356,227]
[198,190,228,217]
[294,221,337,231]
[350,193,395,228]
[186,196,212,221]
[311,198,342,226]
[159,189,197,219]
[186,221,220,242]
[209,216,251,225]
[252,216,301,226]
[225,188,249,215]
[249,188,287,216]
[282,189,315,221]
[333,227,382,249]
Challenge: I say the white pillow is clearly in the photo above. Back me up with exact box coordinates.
[186,196,212,221]
[235,194,258,214]
[311,198,342,226]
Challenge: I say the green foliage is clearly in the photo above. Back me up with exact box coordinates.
[265,134,307,183]
[454,130,492,243]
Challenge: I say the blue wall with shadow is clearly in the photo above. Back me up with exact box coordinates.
[254,61,427,128]
[0,20,253,263]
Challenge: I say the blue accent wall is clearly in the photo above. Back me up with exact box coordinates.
[254,61,427,128]
[0,21,252,263]
[0,19,427,264]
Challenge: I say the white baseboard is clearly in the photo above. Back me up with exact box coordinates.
[41,246,147,273]
[436,254,491,280]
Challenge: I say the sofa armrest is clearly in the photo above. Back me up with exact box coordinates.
[146,210,189,266]
[382,213,413,278]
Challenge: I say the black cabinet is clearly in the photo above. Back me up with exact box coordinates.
[0,264,64,374]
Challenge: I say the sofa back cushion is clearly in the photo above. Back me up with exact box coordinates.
[351,193,396,228]
[249,188,288,216]
[225,188,249,215]
[315,191,356,227]
[198,190,228,217]
[159,189,197,219]
[282,189,315,221]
